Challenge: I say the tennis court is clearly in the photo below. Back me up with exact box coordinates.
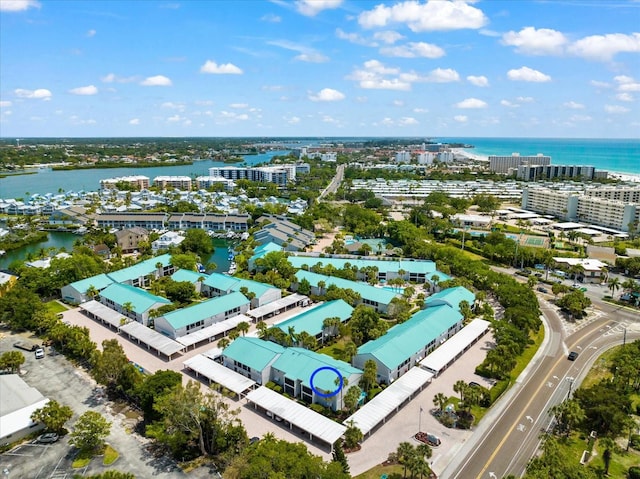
[524,236,546,247]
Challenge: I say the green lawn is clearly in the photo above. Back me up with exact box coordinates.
[45,300,70,314]
[317,338,349,361]
[355,463,404,479]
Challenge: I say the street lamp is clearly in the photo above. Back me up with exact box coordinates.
[566,376,575,399]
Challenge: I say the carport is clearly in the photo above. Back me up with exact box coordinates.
[246,294,309,322]
[183,354,256,397]
[245,386,346,450]
[419,319,490,376]
[80,300,124,330]
[119,321,184,360]
[343,367,434,438]
[175,314,253,350]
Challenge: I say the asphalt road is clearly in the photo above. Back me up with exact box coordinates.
[443,269,640,479]
[318,163,344,200]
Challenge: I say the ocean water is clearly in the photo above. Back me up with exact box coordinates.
[439,137,640,176]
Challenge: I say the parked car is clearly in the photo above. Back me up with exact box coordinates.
[567,351,579,361]
[537,286,548,293]
[34,347,45,359]
[36,432,59,444]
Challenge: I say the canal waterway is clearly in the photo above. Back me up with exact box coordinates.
[0,230,231,274]
[0,150,289,199]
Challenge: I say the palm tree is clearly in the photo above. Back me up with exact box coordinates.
[122,301,134,318]
[433,392,447,412]
[453,379,467,403]
[85,285,99,300]
[343,341,357,363]
[218,337,230,349]
[236,321,250,337]
[396,441,414,479]
[607,277,621,297]
[256,320,268,339]
[322,317,341,343]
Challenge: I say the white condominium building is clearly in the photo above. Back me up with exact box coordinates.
[522,186,640,232]
[208,164,304,186]
[100,175,150,190]
[153,176,192,190]
[195,176,236,191]
[489,153,551,174]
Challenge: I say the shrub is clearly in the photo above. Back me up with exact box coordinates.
[630,434,640,451]
[628,466,640,479]
[309,403,326,414]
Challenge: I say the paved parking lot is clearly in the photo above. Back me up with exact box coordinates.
[0,330,188,479]
[52,307,495,476]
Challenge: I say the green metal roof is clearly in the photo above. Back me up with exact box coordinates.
[276,300,353,337]
[288,255,440,276]
[248,241,282,265]
[223,337,285,372]
[425,286,475,311]
[294,270,398,305]
[171,269,208,284]
[161,291,249,329]
[107,253,173,283]
[69,273,114,294]
[204,273,278,298]
[99,283,170,313]
[272,348,362,392]
[356,304,463,370]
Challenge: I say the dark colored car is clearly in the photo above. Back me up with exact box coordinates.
[567,351,579,361]
[36,432,59,444]
[537,286,548,293]
[249,437,260,445]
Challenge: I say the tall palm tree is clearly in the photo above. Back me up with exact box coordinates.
[396,441,414,479]
[433,392,447,412]
[453,379,467,403]
[607,277,621,297]
[236,321,250,337]
[218,337,230,349]
[256,320,268,339]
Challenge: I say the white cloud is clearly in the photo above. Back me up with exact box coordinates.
[500,100,519,108]
[295,52,329,63]
[268,40,329,63]
[393,100,404,106]
[200,60,243,74]
[161,102,186,111]
[467,75,489,87]
[322,115,339,124]
[398,116,418,126]
[347,60,410,91]
[295,0,341,16]
[563,101,584,109]
[615,76,640,92]
[261,13,281,22]
[502,27,567,55]
[86,29,96,37]
[380,41,445,58]
[424,68,459,83]
[129,118,140,125]
[456,98,487,109]
[14,88,52,99]
[285,116,300,124]
[453,115,468,123]
[101,73,137,83]
[590,80,610,89]
[140,75,172,86]
[362,59,399,75]
[336,29,374,46]
[516,96,534,103]
[604,104,630,113]
[569,114,592,122]
[0,0,40,11]
[167,114,183,122]
[230,103,249,109]
[616,93,634,102]
[373,30,404,44]
[569,33,640,61]
[69,85,98,96]
[0,101,12,108]
[262,85,285,91]
[358,0,487,32]
[507,66,551,82]
[413,107,428,113]
[308,88,345,102]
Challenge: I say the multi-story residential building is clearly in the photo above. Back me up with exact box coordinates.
[253,215,315,251]
[489,153,551,174]
[522,186,640,232]
[115,227,149,253]
[96,212,168,230]
[100,175,150,190]
[208,164,306,186]
[167,213,249,231]
[516,164,600,181]
[416,152,436,165]
[153,176,192,190]
[438,151,454,163]
[195,176,236,191]
[395,151,412,163]
[152,231,185,251]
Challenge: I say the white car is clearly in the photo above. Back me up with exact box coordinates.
[572,283,580,288]
[34,347,45,359]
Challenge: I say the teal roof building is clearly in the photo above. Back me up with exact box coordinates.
[106,253,174,286]
[354,304,463,383]
[98,282,170,326]
[61,273,115,303]
[223,337,285,372]
[294,269,398,313]
[275,300,353,339]
[156,291,250,336]
[171,269,208,283]
[248,241,282,270]
[425,286,475,312]
[203,273,281,308]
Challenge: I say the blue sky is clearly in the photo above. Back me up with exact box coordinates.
[0,0,639,138]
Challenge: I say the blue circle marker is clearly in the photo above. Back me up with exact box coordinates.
[309,366,343,398]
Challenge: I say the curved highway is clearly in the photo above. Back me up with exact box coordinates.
[443,275,640,479]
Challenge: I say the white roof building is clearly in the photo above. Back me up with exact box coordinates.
[0,375,49,443]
